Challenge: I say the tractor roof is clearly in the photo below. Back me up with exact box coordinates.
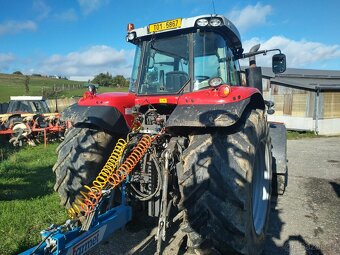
[129,14,242,51]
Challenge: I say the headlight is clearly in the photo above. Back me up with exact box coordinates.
[209,18,222,26]
[196,18,208,26]
[127,32,136,41]
[208,77,223,87]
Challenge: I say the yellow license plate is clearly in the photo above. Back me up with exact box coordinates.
[148,18,182,33]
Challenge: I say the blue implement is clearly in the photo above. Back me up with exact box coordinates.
[19,205,132,255]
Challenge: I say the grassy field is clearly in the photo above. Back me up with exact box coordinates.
[0,73,128,103]
[0,143,68,255]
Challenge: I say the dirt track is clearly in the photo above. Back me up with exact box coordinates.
[90,137,340,255]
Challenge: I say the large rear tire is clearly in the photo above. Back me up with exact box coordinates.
[53,126,115,208]
[178,109,272,254]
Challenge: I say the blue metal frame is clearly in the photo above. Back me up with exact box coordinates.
[19,205,132,255]
[19,185,132,255]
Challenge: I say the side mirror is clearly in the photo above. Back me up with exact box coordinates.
[272,53,286,74]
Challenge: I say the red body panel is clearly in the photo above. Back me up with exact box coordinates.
[78,92,136,127]
[176,86,259,105]
[134,86,260,106]
[78,86,260,127]
[134,95,179,106]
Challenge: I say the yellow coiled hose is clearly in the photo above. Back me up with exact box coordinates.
[67,138,128,218]
[67,135,152,218]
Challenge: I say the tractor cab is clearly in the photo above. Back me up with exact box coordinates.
[127,15,244,95]
[127,15,286,97]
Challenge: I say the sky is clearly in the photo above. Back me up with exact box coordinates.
[0,0,339,78]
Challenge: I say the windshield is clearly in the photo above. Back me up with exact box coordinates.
[130,31,240,95]
[138,34,189,95]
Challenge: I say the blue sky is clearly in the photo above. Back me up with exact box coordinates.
[0,0,339,77]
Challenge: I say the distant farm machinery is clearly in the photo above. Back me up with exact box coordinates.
[0,96,66,146]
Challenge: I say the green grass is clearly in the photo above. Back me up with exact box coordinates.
[0,143,68,255]
[286,130,320,140]
[0,73,129,103]
[0,73,84,102]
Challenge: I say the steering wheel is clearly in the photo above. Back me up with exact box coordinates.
[195,76,210,82]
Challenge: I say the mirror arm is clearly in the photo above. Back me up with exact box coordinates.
[241,48,282,59]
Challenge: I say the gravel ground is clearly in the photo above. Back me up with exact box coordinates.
[90,137,340,255]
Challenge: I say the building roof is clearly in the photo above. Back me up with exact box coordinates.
[260,67,340,79]
[241,67,340,92]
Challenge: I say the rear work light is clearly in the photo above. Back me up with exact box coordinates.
[196,18,209,26]
[209,18,222,26]
[196,17,223,27]
[127,32,136,40]
[208,77,223,87]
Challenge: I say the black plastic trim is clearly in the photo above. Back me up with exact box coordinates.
[61,104,130,134]
[166,98,250,128]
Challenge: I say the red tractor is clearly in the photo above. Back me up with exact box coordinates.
[55,15,287,254]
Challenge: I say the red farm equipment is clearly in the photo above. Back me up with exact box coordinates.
[21,14,287,255]
[0,96,65,146]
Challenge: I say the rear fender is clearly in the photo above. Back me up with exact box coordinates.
[166,87,265,128]
[269,122,287,175]
[62,92,135,134]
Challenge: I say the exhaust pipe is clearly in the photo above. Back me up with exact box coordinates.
[245,44,263,93]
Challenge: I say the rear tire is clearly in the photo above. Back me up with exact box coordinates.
[53,126,115,208]
[178,109,272,254]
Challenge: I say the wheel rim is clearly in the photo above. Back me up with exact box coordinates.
[252,141,271,235]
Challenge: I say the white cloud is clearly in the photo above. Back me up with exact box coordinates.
[77,0,109,15]
[33,0,51,20]
[54,9,78,22]
[227,3,272,33]
[241,36,340,68]
[0,53,16,70]
[33,45,133,77]
[0,20,37,36]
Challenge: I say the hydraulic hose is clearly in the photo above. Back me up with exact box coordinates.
[68,134,152,218]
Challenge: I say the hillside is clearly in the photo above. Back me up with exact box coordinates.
[0,73,127,103]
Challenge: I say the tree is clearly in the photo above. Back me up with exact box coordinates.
[92,72,113,87]
[112,75,129,87]
[92,73,130,87]
[13,71,23,75]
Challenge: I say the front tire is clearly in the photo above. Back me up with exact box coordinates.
[178,109,272,254]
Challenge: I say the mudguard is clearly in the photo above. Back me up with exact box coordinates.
[269,122,288,195]
[269,122,287,175]
[166,98,250,127]
[61,92,136,134]
[165,86,264,128]
[62,104,130,134]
